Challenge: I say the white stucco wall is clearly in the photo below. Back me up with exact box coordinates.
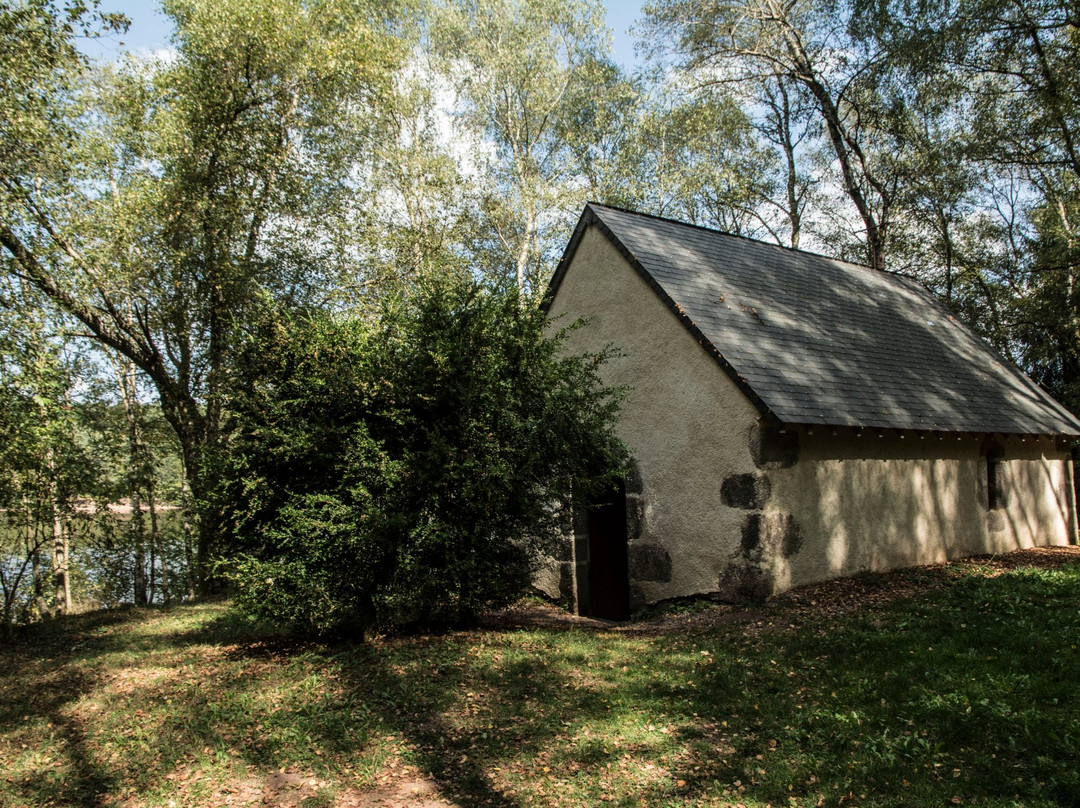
[545,223,1079,609]
[546,225,761,608]
[986,440,1076,551]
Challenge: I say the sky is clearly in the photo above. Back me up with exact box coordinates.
[604,1,646,70]
[79,1,648,70]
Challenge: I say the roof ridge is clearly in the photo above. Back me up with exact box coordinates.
[586,201,883,275]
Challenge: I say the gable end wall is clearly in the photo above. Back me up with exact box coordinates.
[545,224,762,609]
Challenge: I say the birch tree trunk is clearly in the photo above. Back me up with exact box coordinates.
[51,504,70,615]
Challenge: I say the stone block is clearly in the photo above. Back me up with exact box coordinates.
[717,562,774,603]
[721,473,771,509]
[628,543,672,582]
[741,512,803,560]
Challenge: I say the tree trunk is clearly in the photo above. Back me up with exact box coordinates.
[51,507,70,615]
[43,445,71,616]
[177,443,219,596]
[801,74,887,269]
[180,470,197,600]
[515,221,533,294]
[769,12,889,269]
[26,501,48,617]
[132,490,147,605]
[114,356,149,605]
[148,486,168,604]
[773,79,803,249]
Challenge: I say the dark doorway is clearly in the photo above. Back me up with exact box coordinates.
[586,480,629,621]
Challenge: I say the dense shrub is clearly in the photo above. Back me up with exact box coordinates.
[216,277,626,635]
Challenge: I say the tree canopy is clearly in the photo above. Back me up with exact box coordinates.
[1,0,408,592]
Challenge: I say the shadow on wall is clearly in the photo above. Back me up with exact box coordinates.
[769,431,1074,594]
[994,452,1074,551]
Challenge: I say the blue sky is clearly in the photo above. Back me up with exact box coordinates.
[604,1,646,70]
[80,1,648,70]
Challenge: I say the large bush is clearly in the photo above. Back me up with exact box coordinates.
[216,277,626,635]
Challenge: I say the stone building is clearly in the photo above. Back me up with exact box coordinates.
[541,203,1080,619]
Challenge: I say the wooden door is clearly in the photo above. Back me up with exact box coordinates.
[586,482,629,621]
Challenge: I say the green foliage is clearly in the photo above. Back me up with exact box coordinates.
[641,0,1080,428]
[1011,183,1080,411]
[430,0,627,293]
[0,296,102,627]
[217,276,626,635]
[0,0,125,199]
[0,289,192,623]
[1,0,412,594]
[71,509,191,607]
[601,83,779,240]
[643,0,900,269]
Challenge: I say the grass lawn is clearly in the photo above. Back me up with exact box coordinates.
[1,549,1078,808]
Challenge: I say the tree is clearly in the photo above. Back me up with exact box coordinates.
[431,0,626,294]
[0,0,407,591]
[0,284,102,628]
[80,349,188,605]
[848,0,1080,411]
[643,0,900,269]
[750,75,819,249]
[856,0,1080,184]
[601,80,787,243]
[218,276,627,636]
[355,50,481,294]
[1007,181,1080,412]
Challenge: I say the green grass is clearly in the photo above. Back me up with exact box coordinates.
[1,560,1079,807]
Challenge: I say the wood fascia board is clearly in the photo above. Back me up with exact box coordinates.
[545,203,782,425]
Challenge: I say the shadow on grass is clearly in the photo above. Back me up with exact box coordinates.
[2,563,1080,807]
[0,607,165,806]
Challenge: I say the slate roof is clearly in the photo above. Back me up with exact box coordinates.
[549,203,1080,437]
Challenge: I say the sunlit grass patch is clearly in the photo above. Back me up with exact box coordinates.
[1,556,1078,807]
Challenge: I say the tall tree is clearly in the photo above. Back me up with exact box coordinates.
[0,285,100,624]
[851,0,1080,405]
[750,75,818,249]
[601,81,780,240]
[643,0,899,269]
[431,0,626,293]
[356,50,479,293]
[856,0,1080,184]
[0,0,406,590]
